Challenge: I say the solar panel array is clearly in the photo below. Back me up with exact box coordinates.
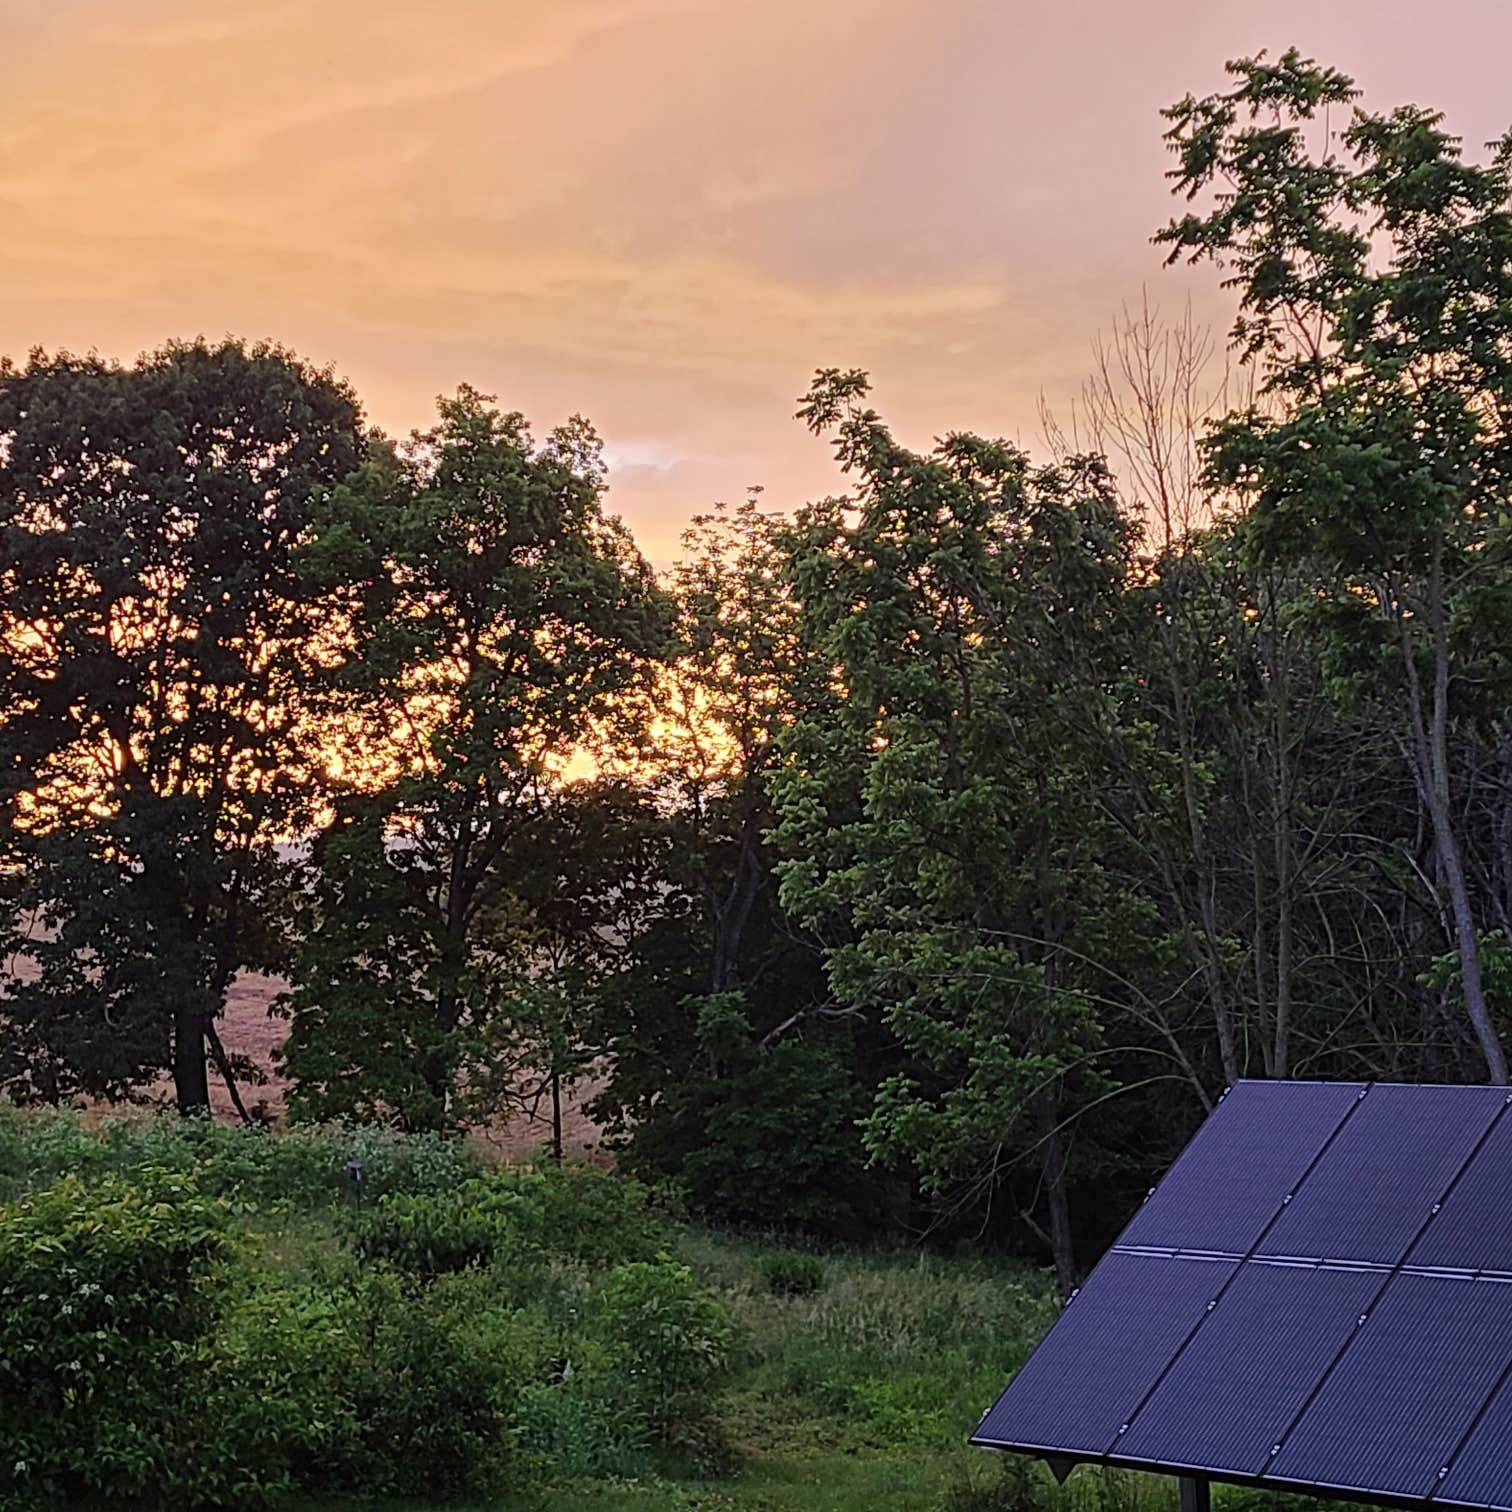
[972,1081,1512,1510]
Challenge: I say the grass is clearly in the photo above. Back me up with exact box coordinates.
[0,1109,1393,1512]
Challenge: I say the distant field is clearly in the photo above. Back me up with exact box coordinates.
[2,952,600,1156]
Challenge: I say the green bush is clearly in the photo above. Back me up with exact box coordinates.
[330,1268,526,1496]
[350,1163,665,1279]
[0,1169,239,1506]
[500,1162,665,1267]
[192,1279,358,1505]
[0,1166,531,1507]
[623,1038,882,1235]
[349,1180,510,1277]
[0,1107,478,1211]
[514,1377,650,1479]
[597,1257,736,1445]
[759,1249,827,1297]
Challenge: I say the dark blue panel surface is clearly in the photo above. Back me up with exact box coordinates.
[1267,1272,1512,1500]
[1410,1099,1512,1274]
[1115,1260,1379,1475]
[972,1252,1235,1455]
[1258,1084,1506,1266]
[1437,1354,1512,1510]
[1118,1081,1363,1255]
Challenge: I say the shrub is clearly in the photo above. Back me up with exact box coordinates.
[493,1162,665,1267]
[192,1280,359,1505]
[332,1268,525,1496]
[349,1180,511,1277]
[514,1378,650,1479]
[0,1107,479,1211]
[759,1250,827,1297]
[597,1257,736,1445]
[623,1038,882,1235]
[349,1163,666,1279]
[0,1169,237,1506]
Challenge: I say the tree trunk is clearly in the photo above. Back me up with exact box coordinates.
[1403,545,1508,1084]
[1035,1094,1077,1302]
[422,827,475,1125]
[205,1018,253,1124]
[551,1069,563,1162]
[710,789,764,994]
[173,999,210,1114]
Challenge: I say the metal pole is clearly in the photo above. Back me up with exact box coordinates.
[1178,1477,1210,1512]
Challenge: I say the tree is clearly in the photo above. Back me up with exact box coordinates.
[587,496,865,1229]
[774,370,1151,1290]
[460,777,671,1158]
[665,492,801,998]
[0,339,364,1112]
[1159,49,1512,1081]
[280,387,671,1129]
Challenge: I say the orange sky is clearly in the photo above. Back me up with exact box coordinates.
[4,0,1511,562]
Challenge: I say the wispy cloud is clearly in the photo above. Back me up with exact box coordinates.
[3,0,1510,566]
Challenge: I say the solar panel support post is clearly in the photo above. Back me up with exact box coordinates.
[1178,1475,1209,1512]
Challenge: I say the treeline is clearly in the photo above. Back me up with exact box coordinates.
[5,52,1512,1283]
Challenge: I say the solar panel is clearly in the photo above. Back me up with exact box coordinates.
[1266,1272,1512,1500]
[1257,1083,1505,1266]
[973,1250,1234,1455]
[1117,1080,1363,1255]
[1437,1364,1512,1509]
[1114,1260,1378,1476]
[972,1081,1512,1512]
[1409,1107,1512,1274]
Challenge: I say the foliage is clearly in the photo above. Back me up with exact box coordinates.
[0,1106,479,1209]
[328,1267,526,1497]
[0,1170,235,1506]
[758,1250,827,1297]
[1159,47,1512,1081]
[349,1163,666,1278]
[350,1180,512,1277]
[599,1257,738,1444]
[0,1108,1098,1511]
[642,1036,879,1234]
[0,339,365,1112]
[281,387,672,1129]
[774,370,1150,1284]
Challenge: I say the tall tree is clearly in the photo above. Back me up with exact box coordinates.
[280,388,671,1129]
[1159,49,1512,1081]
[775,370,1150,1290]
[0,339,364,1112]
[588,496,864,1231]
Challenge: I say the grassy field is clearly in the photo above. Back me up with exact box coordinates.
[281,1218,1065,1510]
[0,1110,1358,1512]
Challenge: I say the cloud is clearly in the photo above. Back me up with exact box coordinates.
[5,0,1512,569]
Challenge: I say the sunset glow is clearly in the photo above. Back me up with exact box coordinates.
[7,1,1510,560]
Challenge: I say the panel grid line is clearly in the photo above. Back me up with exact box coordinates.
[1099,1082,1372,1459]
[1256,1090,1512,1482]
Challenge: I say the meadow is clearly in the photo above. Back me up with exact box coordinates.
[0,1109,1058,1510]
[0,1111,1394,1512]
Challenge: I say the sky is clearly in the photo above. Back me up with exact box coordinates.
[4,0,1512,563]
